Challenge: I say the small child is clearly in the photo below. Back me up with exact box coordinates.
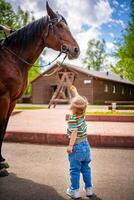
[66,86,93,199]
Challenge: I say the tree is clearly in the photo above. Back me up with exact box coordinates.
[111,0,134,82]
[0,0,16,39]
[25,59,41,95]
[83,39,106,71]
[14,6,35,29]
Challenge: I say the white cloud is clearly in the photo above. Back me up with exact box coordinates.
[109,32,115,38]
[120,4,126,9]
[104,55,117,69]
[8,0,113,32]
[121,5,129,11]
[94,0,113,27]
[106,42,117,50]
[113,0,119,7]
[109,18,126,28]
[69,27,102,66]
[7,0,118,69]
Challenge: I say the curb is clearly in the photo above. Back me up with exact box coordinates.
[66,114,134,122]
[5,131,134,148]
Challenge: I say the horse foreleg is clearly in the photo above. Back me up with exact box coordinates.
[0,94,10,176]
[0,100,16,164]
[0,95,10,159]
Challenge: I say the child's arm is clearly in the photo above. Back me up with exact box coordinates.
[67,130,77,153]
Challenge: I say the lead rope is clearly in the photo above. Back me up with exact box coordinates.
[39,53,67,77]
[3,45,62,68]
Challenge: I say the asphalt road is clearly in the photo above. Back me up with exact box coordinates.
[0,143,134,200]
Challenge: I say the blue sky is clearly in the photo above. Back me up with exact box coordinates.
[8,0,131,69]
[101,0,130,47]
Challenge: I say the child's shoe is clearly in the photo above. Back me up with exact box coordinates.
[66,188,81,199]
[83,187,93,197]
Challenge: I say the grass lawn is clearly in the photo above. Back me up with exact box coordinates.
[117,105,134,108]
[15,106,47,110]
[86,111,134,116]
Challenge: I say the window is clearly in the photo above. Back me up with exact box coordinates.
[112,85,116,93]
[122,87,125,95]
[104,84,108,92]
[129,89,132,95]
[51,85,57,93]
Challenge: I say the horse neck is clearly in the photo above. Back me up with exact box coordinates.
[21,22,48,70]
[6,17,48,71]
[23,37,45,69]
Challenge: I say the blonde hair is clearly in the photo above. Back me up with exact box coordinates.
[70,95,88,116]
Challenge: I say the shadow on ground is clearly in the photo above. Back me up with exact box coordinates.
[11,111,22,116]
[0,173,102,200]
[0,173,66,200]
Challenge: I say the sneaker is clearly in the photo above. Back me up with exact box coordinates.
[66,188,81,199]
[84,187,93,197]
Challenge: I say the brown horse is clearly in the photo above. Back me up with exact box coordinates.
[0,2,80,176]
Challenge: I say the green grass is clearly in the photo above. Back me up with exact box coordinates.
[15,106,47,110]
[115,105,134,108]
[86,111,134,116]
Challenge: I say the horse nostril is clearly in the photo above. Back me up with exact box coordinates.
[74,47,79,54]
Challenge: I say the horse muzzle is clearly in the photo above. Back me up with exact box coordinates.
[61,44,80,60]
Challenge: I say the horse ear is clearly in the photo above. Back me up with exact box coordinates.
[46,1,57,19]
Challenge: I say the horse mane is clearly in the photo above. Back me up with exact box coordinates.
[4,17,47,49]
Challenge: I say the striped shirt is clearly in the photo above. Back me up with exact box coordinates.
[67,115,87,140]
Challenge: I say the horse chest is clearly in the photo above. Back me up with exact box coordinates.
[3,71,28,100]
[11,77,28,99]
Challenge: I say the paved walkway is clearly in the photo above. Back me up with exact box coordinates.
[5,109,134,147]
[1,143,134,200]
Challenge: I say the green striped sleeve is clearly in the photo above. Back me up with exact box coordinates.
[68,115,78,131]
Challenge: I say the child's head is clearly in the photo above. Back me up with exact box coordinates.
[70,95,88,116]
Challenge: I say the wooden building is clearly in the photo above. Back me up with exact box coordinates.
[31,63,134,104]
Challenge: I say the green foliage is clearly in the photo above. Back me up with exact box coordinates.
[112,0,134,82]
[0,0,35,30]
[14,6,35,29]
[0,0,16,39]
[83,39,106,71]
[25,59,41,95]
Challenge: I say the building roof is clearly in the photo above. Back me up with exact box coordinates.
[31,62,134,86]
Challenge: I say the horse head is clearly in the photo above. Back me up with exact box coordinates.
[45,2,80,60]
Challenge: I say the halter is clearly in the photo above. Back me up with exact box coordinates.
[44,12,68,54]
[2,13,68,69]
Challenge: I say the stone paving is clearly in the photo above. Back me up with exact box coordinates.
[5,108,134,147]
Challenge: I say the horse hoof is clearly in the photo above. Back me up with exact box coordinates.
[0,162,9,169]
[0,168,9,177]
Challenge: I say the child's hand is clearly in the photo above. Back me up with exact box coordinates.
[67,145,73,153]
[70,85,77,92]
[70,85,79,97]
